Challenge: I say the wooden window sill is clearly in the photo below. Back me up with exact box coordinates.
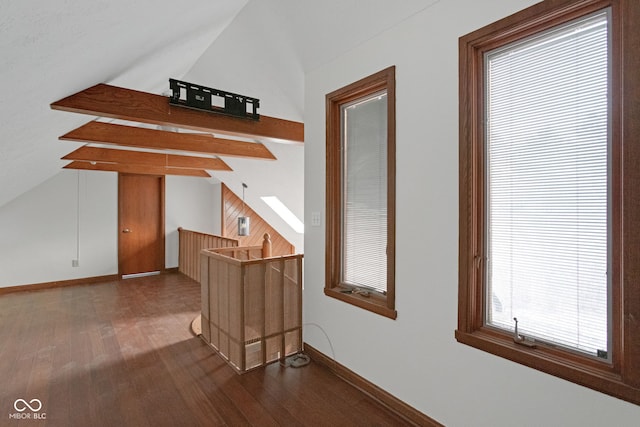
[455,329,639,405]
[325,287,397,320]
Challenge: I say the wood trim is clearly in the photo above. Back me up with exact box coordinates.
[60,121,276,160]
[303,343,443,427]
[231,253,303,267]
[64,161,211,177]
[177,227,238,283]
[0,274,120,295]
[221,183,296,256]
[324,288,397,319]
[50,83,304,143]
[457,0,640,405]
[621,0,640,390]
[63,146,232,171]
[325,66,396,317]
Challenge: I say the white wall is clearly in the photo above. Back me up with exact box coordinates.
[0,170,117,288]
[165,177,221,268]
[0,171,221,288]
[219,143,305,253]
[184,0,305,253]
[185,0,303,121]
[303,0,640,425]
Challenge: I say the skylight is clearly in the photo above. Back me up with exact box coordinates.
[261,196,304,234]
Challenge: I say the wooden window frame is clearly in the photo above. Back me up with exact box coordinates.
[456,0,640,405]
[325,66,397,320]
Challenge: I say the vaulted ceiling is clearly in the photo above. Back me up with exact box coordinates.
[0,0,439,243]
[0,0,248,207]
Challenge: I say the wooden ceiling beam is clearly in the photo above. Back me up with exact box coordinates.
[60,122,276,160]
[64,161,211,177]
[50,83,304,143]
[62,146,232,171]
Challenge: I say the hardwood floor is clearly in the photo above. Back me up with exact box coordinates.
[0,273,409,426]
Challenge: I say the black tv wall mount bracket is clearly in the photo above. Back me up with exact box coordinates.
[168,79,260,121]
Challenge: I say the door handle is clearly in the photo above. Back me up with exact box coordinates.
[122,228,132,233]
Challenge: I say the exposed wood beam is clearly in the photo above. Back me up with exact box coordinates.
[60,122,276,160]
[62,146,232,171]
[50,83,304,143]
[64,161,211,177]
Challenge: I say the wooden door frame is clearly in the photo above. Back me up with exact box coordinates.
[117,173,166,277]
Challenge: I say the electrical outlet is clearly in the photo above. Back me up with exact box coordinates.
[72,259,79,267]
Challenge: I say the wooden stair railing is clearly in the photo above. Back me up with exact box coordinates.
[199,244,303,374]
[178,229,275,282]
[178,227,239,283]
[181,228,302,374]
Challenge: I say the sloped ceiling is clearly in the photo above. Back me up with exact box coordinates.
[0,0,440,247]
[183,0,440,249]
[266,0,441,72]
[0,0,247,207]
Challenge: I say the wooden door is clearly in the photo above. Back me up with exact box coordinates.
[118,174,165,276]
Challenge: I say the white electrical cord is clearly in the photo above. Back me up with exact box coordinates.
[75,170,81,263]
[279,323,336,369]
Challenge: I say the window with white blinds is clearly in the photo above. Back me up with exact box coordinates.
[341,92,388,293]
[326,66,396,318]
[484,10,610,357]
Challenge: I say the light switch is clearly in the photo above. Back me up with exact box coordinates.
[311,211,322,227]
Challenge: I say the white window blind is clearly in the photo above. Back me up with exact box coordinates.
[485,10,610,356]
[341,91,388,293]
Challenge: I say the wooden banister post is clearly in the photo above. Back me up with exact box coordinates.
[262,233,272,258]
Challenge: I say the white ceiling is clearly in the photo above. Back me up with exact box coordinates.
[0,0,440,237]
[0,0,247,207]
[267,0,441,72]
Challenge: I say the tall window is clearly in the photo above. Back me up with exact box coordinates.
[457,0,639,405]
[326,66,396,319]
[486,10,610,358]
